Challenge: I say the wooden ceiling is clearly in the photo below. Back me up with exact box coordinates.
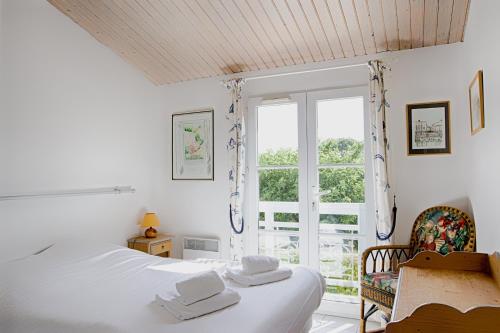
[48,0,471,85]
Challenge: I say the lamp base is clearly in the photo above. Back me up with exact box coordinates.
[145,227,157,238]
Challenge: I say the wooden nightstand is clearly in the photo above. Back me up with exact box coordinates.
[127,233,174,257]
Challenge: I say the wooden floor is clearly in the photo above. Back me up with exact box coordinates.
[312,313,379,333]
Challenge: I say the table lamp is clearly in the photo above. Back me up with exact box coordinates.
[141,212,160,238]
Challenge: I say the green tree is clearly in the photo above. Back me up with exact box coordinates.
[258,138,365,297]
[259,138,365,225]
[318,138,364,164]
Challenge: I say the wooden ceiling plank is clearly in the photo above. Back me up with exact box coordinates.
[183,0,246,74]
[258,0,304,64]
[381,0,400,51]
[326,0,358,57]
[219,0,277,68]
[194,0,260,71]
[110,0,212,79]
[449,0,470,43]
[49,0,473,84]
[49,0,167,84]
[410,0,425,48]
[66,0,179,83]
[83,0,186,82]
[145,0,227,75]
[349,0,375,55]
[311,0,345,58]
[118,0,206,79]
[285,0,326,61]
[93,0,191,82]
[299,0,335,60]
[232,0,286,68]
[241,0,295,66]
[271,0,315,63]
[340,0,368,55]
[395,0,411,49]
[366,0,388,52]
[150,0,228,76]
[209,0,269,70]
[436,0,453,45]
[423,0,438,46]
[208,0,268,70]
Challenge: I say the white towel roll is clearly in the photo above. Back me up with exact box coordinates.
[175,270,225,306]
[156,288,241,320]
[241,255,279,275]
[225,266,292,286]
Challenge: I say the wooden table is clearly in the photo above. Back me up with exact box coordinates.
[386,251,500,333]
[127,233,174,257]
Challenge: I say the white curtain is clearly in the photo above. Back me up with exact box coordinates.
[225,78,246,261]
[368,60,393,245]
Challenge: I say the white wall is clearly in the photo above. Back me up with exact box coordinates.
[460,0,500,253]
[388,0,500,252]
[386,44,471,244]
[151,64,369,259]
[1,0,497,262]
[0,0,167,262]
[151,45,476,258]
[153,0,500,256]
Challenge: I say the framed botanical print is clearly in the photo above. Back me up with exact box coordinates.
[407,101,451,155]
[172,109,214,180]
[468,70,485,135]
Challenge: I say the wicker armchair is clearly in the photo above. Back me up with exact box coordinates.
[359,206,476,333]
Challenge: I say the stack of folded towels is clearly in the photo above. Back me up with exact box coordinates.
[224,255,293,286]
[156,270,240,320]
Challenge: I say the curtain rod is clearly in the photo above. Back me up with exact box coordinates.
[241,62,368,82]
[0,186,136,201]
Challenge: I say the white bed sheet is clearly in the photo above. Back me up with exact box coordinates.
[0,239,325,333]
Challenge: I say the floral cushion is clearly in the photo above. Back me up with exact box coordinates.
[361,271,399,294]
[414,208,470,255]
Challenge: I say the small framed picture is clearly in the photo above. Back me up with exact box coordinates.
[172,109,214,180]
[407,101,451,155]
[468,70,485,135]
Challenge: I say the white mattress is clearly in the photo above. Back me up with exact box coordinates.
[0,239,325,333]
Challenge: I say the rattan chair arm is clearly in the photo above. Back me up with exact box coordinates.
[361,245,411,275]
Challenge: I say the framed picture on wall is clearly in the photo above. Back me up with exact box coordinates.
[172,109,214,180]
[407,101,451,155]
[468,70,485,135]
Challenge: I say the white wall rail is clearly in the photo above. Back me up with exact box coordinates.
[0,186,136,201]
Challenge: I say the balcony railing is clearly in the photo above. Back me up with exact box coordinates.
[258,201,365,302]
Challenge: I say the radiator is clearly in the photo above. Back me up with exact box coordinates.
[183,237,221,259]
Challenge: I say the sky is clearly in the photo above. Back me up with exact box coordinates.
[257,96,365,154]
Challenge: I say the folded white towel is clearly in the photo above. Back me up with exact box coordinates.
[156,288,241,320]
[241,255,280,275]
[225,266,292,286]
[175,270,225,305]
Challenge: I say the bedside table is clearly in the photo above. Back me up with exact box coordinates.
[127,233,174,257]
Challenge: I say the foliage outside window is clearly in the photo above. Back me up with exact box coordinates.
[258,138,365,298]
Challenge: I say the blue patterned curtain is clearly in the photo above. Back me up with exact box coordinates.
[368,60,393,245]
[225,78,246,261]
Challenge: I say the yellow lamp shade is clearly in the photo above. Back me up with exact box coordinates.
[140,213,160,228]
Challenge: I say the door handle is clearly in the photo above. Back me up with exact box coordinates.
[312,187,330,211]
[313,189,331,197]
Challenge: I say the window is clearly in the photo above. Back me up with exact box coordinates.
[247,87,374,313]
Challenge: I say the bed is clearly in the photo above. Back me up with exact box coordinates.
[0,239,325,333]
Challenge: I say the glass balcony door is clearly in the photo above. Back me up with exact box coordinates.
[247,92,309,266]
[306,87,373,306]
[247,87,373,314]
